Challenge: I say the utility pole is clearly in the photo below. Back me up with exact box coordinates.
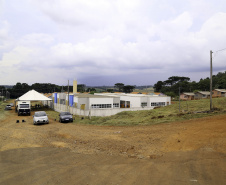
[68,80,69,111]
[210,50,213,111]
[179,86,181,112]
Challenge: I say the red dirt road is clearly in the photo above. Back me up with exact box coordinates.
[0,109,226,185]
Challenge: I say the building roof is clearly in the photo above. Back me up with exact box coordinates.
[17,89,52,101]
[183,92,195,96]
[42,93,53,98]
[197,91,210,95]
[74,94,113,99]
[214,89,226,92]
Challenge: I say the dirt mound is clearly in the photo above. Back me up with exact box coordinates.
[0,109,226,184]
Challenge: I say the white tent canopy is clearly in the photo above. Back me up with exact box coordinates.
[16,89,52,101]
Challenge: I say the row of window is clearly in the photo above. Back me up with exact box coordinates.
[151,102,165,107]
[141,102,166,107]
[141,102,147,107]
[91,104,112,109]
[91,102,166,108]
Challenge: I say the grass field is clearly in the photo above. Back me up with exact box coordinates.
[75,97,226,126]
[0,101,10,121]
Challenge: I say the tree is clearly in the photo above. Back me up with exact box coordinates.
[77,84,86,93]
[154,81,164,92]
[198,78,210,91]
[164,76,190,86]
[190,81,198,92]
[114,83,124,92]
[123,85,135,93]
[86,88,96,93]
[107,89,114,93]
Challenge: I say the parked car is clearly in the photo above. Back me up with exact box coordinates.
[9,103,14,107]
[5,105,12,110]
[59,112,73,123]
[33,111,49,125]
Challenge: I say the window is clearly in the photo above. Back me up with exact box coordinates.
[20,104,29,108]
[60,99,65,105]
[151,102,165,107]
[91,104,112,109]
[141,102,147,107]
[35,112,47,117]
[113,103,119,108]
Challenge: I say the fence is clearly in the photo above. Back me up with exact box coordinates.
[53,103,154,117]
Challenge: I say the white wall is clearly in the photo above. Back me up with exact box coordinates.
[74,97,78,106]
[149,96,171,106]
[54,103,154,117]
[78,98,89,110]
[89,97,113,105]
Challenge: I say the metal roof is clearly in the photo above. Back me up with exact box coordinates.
[197,91,210,95]
[183,92,195,96]
[74,94,113,98]
[214,89,226,92]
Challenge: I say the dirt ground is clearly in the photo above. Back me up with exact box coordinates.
[0,108,226,185]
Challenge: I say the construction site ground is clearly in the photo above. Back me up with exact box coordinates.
[0,108,226,185]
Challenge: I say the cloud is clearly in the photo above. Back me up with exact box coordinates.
[1,0,226,86]
[0,20,9,39]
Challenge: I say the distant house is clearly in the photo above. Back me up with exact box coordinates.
[154,92,165,96]
[180,92,195,100]
[212,89,226,97]
[194,91,210,99]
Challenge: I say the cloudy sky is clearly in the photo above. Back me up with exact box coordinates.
[0,0,226,86]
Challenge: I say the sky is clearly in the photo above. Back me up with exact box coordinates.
[0,0,226,86]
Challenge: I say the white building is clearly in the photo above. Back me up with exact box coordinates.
[95,93,171,109]
[53,92,171,117]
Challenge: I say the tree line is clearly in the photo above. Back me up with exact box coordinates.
[0,82,135,99]
[154,71,226,97]
[1,71,225,99]
[0,83,87,99]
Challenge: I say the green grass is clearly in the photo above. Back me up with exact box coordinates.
[0,100,11,121]
[76,97,226,126]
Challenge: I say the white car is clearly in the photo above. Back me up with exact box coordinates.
[5,105,12,110]
[33,111,49,125]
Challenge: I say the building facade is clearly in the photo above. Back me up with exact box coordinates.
[194,91,210,99]
[180,92,195,100]
[212,89,226,97]
[52,92,171,117]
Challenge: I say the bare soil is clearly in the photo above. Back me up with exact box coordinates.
[0,108,226,185]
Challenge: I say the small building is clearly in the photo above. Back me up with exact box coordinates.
[73,94,120,110]
[194,91,210,99]
[212,89,226,97]
[180,92,195,100]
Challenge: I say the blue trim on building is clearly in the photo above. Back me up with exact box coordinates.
[54,93,57,103]
[69,95,74,107]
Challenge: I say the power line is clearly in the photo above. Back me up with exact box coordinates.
[213,47,226,58]
[215,48,226,52]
